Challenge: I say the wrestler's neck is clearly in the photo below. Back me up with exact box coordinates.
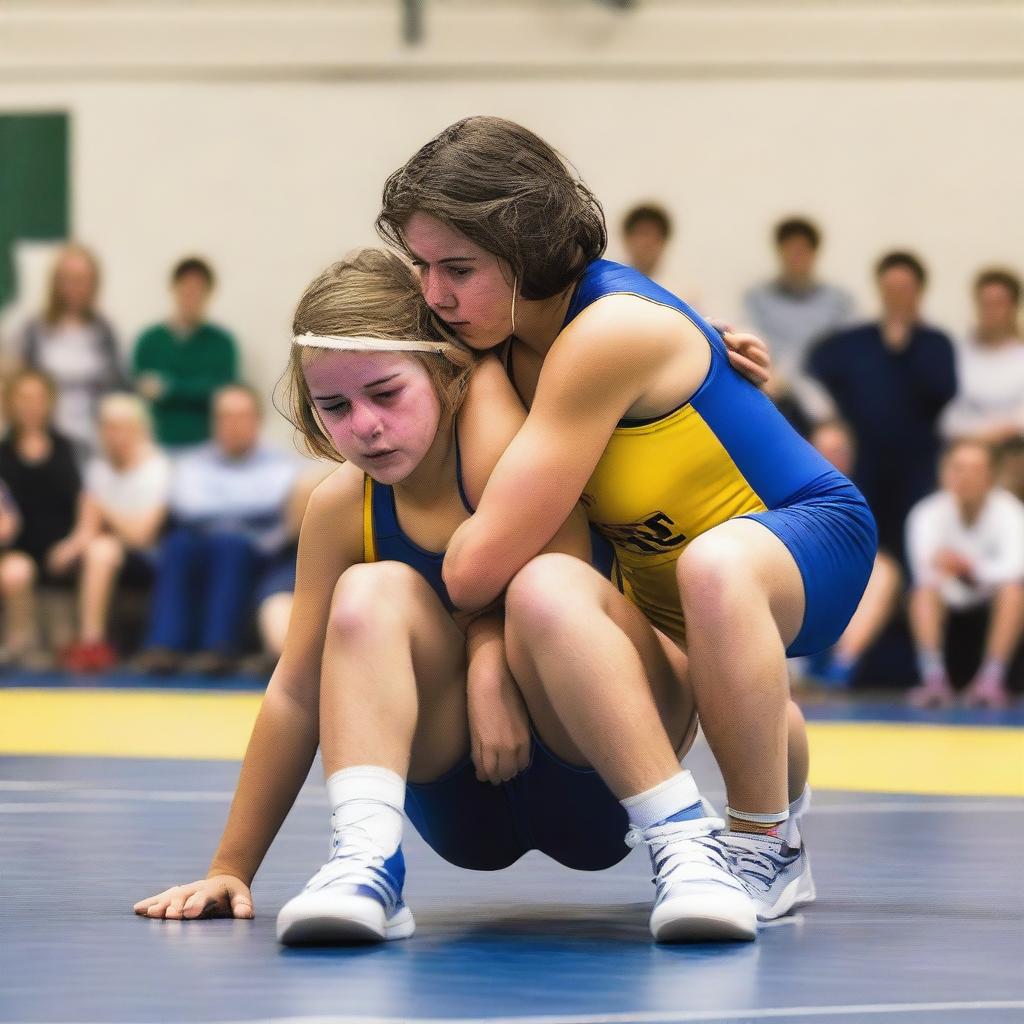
[510,286,575,357]
[394,414,457,506]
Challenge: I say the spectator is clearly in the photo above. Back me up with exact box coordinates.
[0,369,85,664]
[249,466,333,674]
[807,251,957,564]
[941,268,1024,444]
[744,217,854,423]
[137,384,301,675]
[133,257,238,449]
[803,419,904,686]
[622,203,672,280]
[19,244,127,458]
[61,393,171,673]
[905,439,1024,709]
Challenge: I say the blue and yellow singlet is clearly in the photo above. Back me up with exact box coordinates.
[566,260,875,652]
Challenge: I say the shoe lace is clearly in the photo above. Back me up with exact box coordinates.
[625,815,738,892]
[720,837,790,893]
[305,824,388,893]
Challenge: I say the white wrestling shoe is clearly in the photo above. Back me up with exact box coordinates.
[626,804,758,943]
[276,824,415,945]
[719,785,816,922]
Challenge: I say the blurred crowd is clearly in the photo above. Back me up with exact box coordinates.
[0,249,327,678]
[624,205,1024,707]
[0,222,1021,704]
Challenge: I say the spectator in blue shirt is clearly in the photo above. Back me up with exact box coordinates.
[137,384,301,675]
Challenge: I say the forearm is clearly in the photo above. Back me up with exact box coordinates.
[207,682,319,885]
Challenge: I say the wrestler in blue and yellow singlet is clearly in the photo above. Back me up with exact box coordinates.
[567,260,877,657]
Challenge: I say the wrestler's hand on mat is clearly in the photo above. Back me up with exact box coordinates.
[133,875,254,920]
[468,668,532,786]
[710,319,773,389]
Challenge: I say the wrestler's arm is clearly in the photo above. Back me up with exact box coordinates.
[457,354,592,782]
[135,467,364,918]
[444,297,709,612]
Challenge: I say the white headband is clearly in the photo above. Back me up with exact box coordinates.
[293,332,445,354]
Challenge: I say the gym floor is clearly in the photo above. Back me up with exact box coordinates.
[2,675,1022,1024]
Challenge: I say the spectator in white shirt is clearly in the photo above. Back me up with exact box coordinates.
[62,393,171,672]
[905,439,1024,709]
[138,384,301,676]
[941,268,1024,445]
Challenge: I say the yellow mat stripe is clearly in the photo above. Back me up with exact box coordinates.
[1,689,1022,797]
[0,689,263,761]
[807,721,1024,797]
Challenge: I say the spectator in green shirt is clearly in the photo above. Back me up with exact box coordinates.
[132,257,238,448]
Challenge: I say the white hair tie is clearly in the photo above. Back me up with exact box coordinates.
[293,332,445,354]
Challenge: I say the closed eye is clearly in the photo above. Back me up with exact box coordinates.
[320,399,349,414]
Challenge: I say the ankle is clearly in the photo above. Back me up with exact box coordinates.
[726,805,789,836]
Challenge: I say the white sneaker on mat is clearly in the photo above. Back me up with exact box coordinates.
[719,787,816,921]
[626,805,757,943]
[276,825,415,945]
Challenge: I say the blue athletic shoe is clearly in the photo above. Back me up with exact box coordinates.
[626,803,757,942]
[718,788,816,921]
[276,826,415,945]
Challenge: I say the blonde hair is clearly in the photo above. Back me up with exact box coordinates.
[2,368,57,432]
[44,243,101,325]
[280,248,476,463]
[99,392,154,438]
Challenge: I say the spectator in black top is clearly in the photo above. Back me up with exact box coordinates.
[807,251,957,563]
[0,369,87,665]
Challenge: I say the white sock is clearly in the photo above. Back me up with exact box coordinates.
[917,648,946,683]
[621,770,703,829]
[325,765,405,857]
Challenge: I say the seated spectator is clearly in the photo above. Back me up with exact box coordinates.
[0,369,85,665]
[133,256,238,450]
[18,244,127,459]
[745,217,854,424]
[941,268,1024,444]
[621,202,704,308]
[803,420,904,686]
[61,394,171,673]
[137,384,301,676]
[905,439,1024,709]
[622,203,672,280]
[248,465,333,675]
[807,251,957,565]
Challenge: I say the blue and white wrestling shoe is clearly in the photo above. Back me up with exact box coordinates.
[276,825,415,945]
[626,804,758,943]
[718,786,816,922]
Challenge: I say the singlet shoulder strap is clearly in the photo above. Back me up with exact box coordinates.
[362,475,378,563]
[453,423,475,513]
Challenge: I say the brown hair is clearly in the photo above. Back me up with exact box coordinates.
[44,243,101,325]
[377,116,606,301]
[974,267,1021,306]
[2,368,57,432]
[279,249,476,463]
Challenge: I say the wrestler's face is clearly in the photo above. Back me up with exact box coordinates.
[303,350,441,484]
[403,212,515,351]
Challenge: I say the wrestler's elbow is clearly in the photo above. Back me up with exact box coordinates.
[443,551,507,612]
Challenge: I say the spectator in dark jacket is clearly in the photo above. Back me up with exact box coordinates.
[807,251,957,563]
